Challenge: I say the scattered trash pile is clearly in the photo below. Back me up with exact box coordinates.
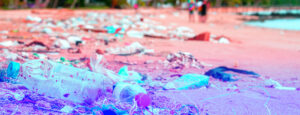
[168,27,195,39]
[0,56,209,114]
[0,10,298,114]
[0,11,233,57]
[2,52,294,114]
[164,52,204,69]
[106,42,153,56]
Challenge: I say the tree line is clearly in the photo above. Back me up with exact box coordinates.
[0,0,299,9]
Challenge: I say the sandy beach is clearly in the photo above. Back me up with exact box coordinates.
[0,8,300,114]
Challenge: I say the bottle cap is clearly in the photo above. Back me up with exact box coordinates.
[135,93,151,108]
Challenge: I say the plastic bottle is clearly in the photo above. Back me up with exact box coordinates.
[3,59,114,103]
[113,82,146,103]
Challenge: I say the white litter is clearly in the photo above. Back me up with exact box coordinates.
[265,79,296,91]
[54,39,71,49]
[127,30,144,39]
[0,41,19,47]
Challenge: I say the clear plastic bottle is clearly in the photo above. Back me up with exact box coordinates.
[113,82,147,103]
[4,59,113,103]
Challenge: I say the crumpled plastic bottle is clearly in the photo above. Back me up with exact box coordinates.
[2,59,114,103]
[113,82,147,103]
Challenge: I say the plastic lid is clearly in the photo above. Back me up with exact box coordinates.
[7,61,21,79]
[135,93,151,108]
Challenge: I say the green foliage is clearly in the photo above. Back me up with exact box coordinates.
[65,0,73,4]
[1,0,300,8]
[222,0,243,6]
[118,0,129,6]
[1,0,10,7]
[261,0,271,6]
[165,0,177,6]
[137,0,146,6]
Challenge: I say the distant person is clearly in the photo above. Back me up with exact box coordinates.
[188,0,196,22]
[134,3,139,14]
[199,0,209,23]
[196,0,203,23]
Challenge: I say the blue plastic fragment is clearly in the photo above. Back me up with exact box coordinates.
[7,61,21,79]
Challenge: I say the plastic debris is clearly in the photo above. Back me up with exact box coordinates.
[102,109,117,115]
[216,37,230,44]
[106,42,146,55]
[118,66,142,82]
[42,28,53,34]
[88,54,122,82]
[205,66,260,81]
[60,106,74,113]
[67,36,82,44]
[118,66,130,76]
[168,27,195,39]
[54,39,71,49]
[3,59,114,103]
[33,53,47,59]
[89,54,105,73]
[0,30,9,34]
[165,52,204,69]
[0,49,20,60]
[0,8,298,115]
[26,16,42,22]
[0,41,19,47]
[264,79,297,90]
[135,93,152,108]
[210,35,231,44]
[113,82,147,103]
[164,74,209,90]
[188,32,211,41]
[127,30,144,39]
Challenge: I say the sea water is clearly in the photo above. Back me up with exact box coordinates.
[245,18,300,31]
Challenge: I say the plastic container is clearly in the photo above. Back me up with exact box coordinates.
[113,82,146,103]
[3,59,113,103]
